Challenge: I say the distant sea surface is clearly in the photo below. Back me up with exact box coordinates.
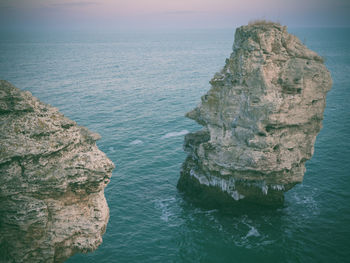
[1,27,349,262]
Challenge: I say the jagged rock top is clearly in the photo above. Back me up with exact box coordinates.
[0,80,115,262]
[179,22,332,204]
[233,22,323,62]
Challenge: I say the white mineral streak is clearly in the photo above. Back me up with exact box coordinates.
[179,22,332,204]
[0,80,115,262]
[189,169,244,200]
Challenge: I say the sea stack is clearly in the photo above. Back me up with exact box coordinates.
[0,80,115,262]
[178,21,332,205]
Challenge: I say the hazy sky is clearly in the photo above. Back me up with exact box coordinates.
[1,0,349,30]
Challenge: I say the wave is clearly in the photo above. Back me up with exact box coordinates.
[130,139,143,145]
[161,130,189,139]
[108,146,115,153]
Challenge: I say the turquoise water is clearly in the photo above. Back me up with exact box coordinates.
[1,28,349,262]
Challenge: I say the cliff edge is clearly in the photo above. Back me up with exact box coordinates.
[178,22,332,205]
[0,80,115,262]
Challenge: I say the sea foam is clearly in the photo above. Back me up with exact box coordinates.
[161,130,189,139]
[245,226,260,238]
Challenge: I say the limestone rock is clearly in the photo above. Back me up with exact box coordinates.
[178,22,332,205]
[0,80,115,262]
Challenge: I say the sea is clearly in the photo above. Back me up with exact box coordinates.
[0,27,349,262]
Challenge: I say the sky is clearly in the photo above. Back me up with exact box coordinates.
[0,0,349,30]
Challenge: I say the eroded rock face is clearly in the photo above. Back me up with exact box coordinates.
[0,80,115,262]
[178,22,332,205]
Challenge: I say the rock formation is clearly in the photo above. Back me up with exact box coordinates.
[0,80,115,262]
[178,22,332,205]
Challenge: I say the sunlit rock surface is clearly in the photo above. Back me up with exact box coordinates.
[178,22,332,205]
[0,80,115,262]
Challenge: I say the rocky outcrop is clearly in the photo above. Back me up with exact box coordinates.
[0,80,115,262]
[178,22,332,205]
